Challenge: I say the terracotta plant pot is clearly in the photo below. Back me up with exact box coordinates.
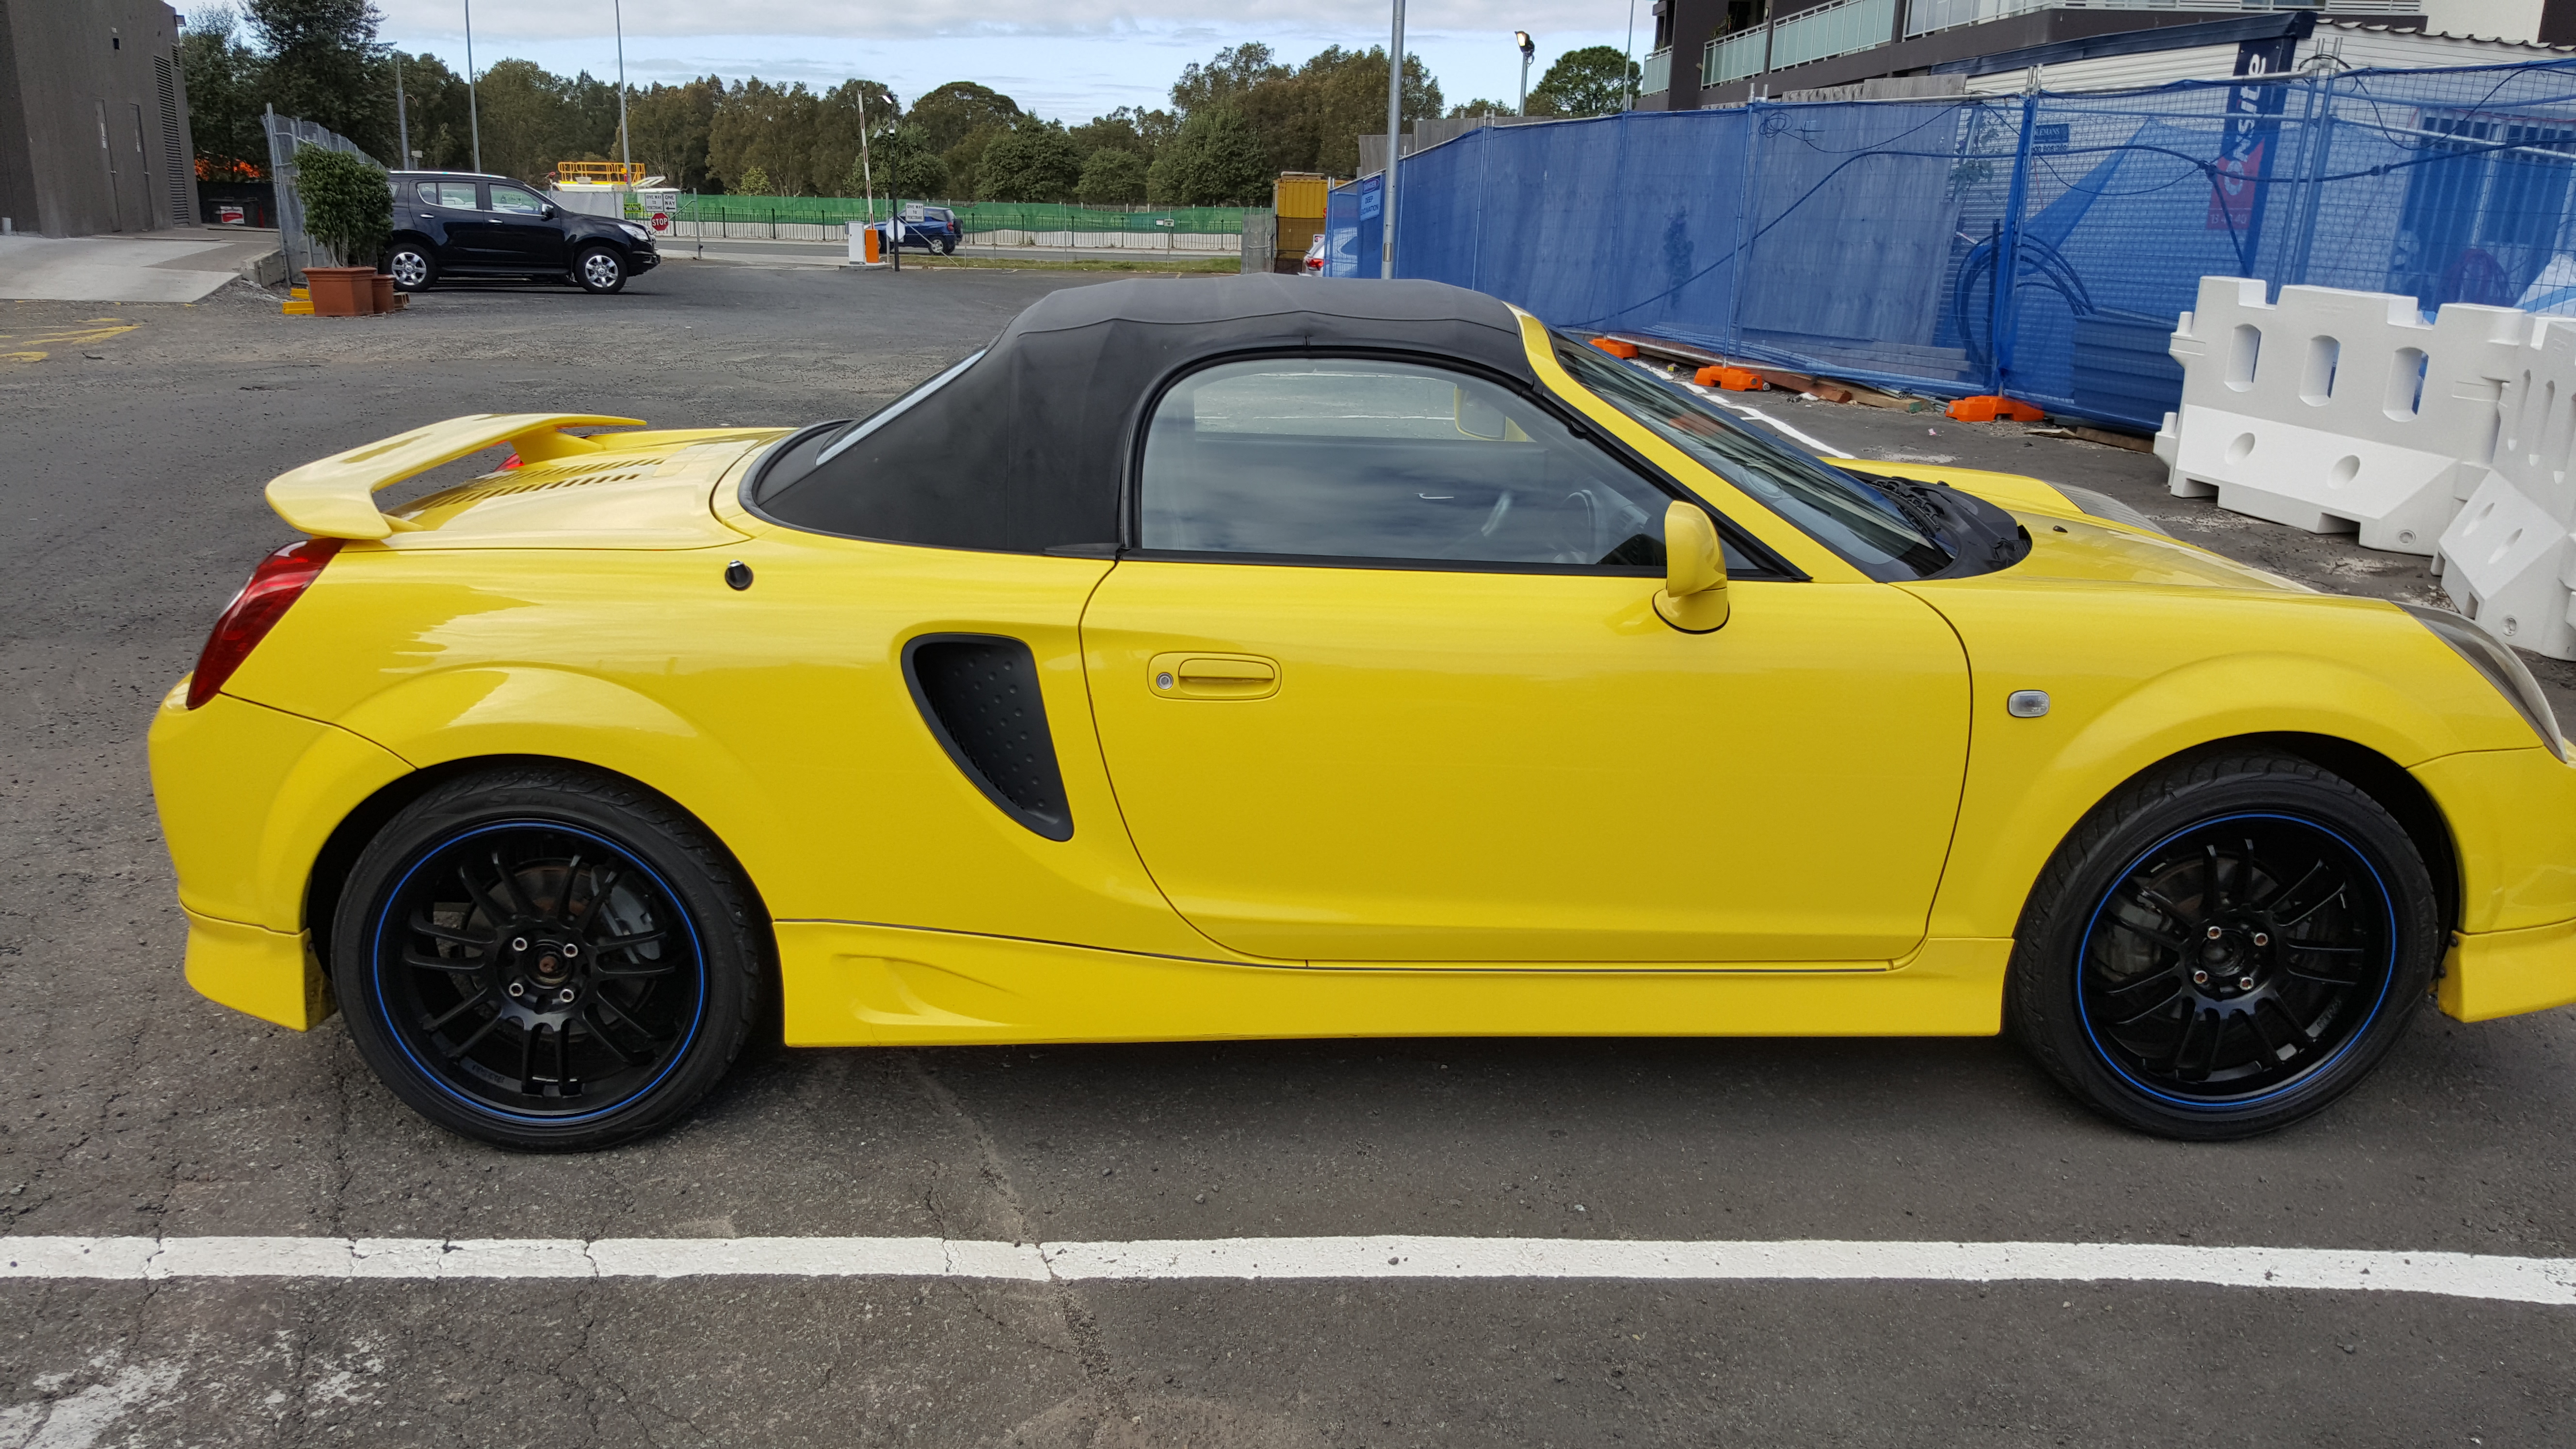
[303,266,374,318]
[369,274,395,313]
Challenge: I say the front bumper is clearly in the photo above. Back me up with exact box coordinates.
[2413,745,2576,1021]
[631,246,659,273]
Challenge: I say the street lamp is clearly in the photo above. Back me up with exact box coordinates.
[614,0,630,181]
[463,0,481,172]
[1382,0,1403,279]
[1516,32,1535,117]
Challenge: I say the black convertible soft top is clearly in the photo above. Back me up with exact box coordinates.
[752,274,1536,554]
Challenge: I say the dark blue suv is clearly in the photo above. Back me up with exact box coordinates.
[386,171,661,294]
[868,206,960,255]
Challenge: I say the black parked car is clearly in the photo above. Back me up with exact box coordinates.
[384,171,660,295]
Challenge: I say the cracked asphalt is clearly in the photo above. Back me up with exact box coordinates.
[2,262,2573,1447]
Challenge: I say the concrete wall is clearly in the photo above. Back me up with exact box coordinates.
[0,0,198,236]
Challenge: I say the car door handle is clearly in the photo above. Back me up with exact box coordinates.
[1149,652,1279,700]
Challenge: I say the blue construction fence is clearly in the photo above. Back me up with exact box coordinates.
[1328,59,2576,431]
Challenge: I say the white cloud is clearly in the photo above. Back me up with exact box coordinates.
[362,5,1651,122]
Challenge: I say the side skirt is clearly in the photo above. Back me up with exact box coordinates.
[774,922,2010,1047]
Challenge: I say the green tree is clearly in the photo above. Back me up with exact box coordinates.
[180,7,268,177]
[1146,105,1269,206]
[977,125,1081,202]
[1076,148,1147,207]
[941,122,1010,201]
[1448,98,1517,119]
[867,127,950,200]
[907,81,1021,154]
[1529,46,1640,117]
[293,142,389,264]
[803,80,898,198]
[245,0,391,157]
[388,51,475,169]
[470,58,601,183]
[625,77,722,190]
[1298,46,1441,177]
[1170,43,1288,116]
[1069,107,1169,161]
[736,163,773,196]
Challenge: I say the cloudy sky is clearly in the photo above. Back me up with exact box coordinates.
[369,1,1646,123]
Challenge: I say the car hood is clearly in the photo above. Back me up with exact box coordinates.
[1845,458,2304,593]
[377,428,789,550]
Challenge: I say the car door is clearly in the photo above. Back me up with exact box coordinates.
[484,182,568,272]
[1079,354,1973,965]
[410,178,490,265]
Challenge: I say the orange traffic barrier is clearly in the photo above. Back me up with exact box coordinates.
[1590,337,1639,359]
[1695,365,1769,391]
[1947,395,2044,422]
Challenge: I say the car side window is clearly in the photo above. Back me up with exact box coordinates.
[1138,357,1675,569]
[489,184,547,215]
[417,181,476,209]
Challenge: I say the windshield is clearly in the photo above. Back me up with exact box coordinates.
[1551,336,1951,579]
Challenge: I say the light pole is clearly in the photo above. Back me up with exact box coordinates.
[614,0,631,181]
[1516,32,1535,117]
[463,0,481,172]
[1381,0,1403,279]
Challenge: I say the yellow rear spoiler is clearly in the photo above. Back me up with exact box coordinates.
[264,413,645,539]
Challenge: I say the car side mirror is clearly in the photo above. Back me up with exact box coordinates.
[1654,501,1730,633]
[542,204,559,218]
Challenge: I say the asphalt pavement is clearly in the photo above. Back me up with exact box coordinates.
[2,259,2571,1447]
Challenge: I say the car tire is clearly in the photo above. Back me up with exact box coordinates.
[940,236,956,256]
[574,245,627,294]
[331,764,766,1151]
[2005,750,2440,1141]
[386,242,436,292]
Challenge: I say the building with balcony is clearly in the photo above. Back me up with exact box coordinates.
[1634,0,2571,110]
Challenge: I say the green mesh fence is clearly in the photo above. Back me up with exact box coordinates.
[669,195,1244,234]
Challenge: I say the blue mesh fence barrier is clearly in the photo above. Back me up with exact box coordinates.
[1329,59,2576,430]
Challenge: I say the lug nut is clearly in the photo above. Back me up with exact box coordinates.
[2206,926,2223,939]
[2253,933,2270,947]
[507,981,525,998]
[2238,975,2256,991]
[562,943,580,959]
[511,937,529,952]
[556,987,577,1004]
[2192,969,2210,985]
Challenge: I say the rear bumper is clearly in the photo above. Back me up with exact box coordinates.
[184,908,328,1030]
[148,684,409,1028]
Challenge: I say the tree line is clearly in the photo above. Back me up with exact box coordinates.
[182,5,1639,205]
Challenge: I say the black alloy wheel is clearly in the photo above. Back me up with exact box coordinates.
[575,245,627,294]
[386,243,435,292]
[2008,752,2439,1139]
[333,767,762,1150]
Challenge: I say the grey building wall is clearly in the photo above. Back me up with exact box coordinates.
[0,0,199,236]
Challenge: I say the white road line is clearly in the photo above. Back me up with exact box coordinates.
[3,1237,2572,1304]
[1681,381,1851,456]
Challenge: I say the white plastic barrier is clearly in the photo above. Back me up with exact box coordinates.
[2435,317,2576,660]
[2159,277,2527,555]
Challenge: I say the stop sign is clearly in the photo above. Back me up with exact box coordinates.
[650,212,670,233]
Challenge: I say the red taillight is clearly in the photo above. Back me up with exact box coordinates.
[185,538,342,709]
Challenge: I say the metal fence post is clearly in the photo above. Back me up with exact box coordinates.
[1989,88,2039,398]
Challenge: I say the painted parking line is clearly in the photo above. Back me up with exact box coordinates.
[5,1236,2573,1304]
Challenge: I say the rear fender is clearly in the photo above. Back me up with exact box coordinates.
[331,666,781,882]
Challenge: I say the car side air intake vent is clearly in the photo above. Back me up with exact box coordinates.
[901,635,1074,841]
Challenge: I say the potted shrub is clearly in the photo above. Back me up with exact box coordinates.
[295,144,392,317]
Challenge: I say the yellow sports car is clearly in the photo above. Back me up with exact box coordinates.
[150,277,2576,1149]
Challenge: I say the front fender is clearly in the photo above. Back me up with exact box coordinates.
[1912,581,2536,940]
